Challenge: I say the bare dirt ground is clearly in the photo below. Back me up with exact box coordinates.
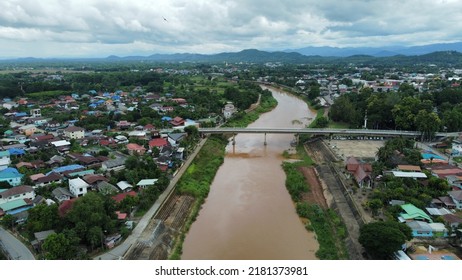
[300,166,329,209]
[326,140,384,160]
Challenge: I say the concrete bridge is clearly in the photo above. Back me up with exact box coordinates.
[198,127,457,145]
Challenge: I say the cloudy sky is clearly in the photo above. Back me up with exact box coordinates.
[0,0,461,58]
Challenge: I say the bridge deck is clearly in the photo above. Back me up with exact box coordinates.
[198,127,452,138]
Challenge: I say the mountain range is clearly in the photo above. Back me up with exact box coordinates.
[5,42,462,66]
[284,42,462,57]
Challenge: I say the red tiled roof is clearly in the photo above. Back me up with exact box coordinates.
[149,138,168,148]
[126,143,146,151]
[115,211,128,220]
[58,198,78,217]
[112,191,137,203]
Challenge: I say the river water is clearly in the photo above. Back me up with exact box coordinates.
[181,86,319,260]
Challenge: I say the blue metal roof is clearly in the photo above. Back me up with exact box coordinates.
[8,148,26,156]
[51,164,84,174]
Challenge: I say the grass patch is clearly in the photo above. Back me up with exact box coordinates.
[296,203,349,259]
[26,90,69,100]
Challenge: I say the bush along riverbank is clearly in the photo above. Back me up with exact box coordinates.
[282,145,349,259]
[169,87,278,259]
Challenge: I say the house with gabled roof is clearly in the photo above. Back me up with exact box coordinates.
[399,203,433,223]
[136,179,158,189]
[0,199,33,216]
[149,138,168,149]
[126,143,146,155]
[116,181,133,193]
[35,172,63,188]
[448,190,462,209]
[52,187,74,203]
[0,167,24,186]
[167,133,186,147]
[170,116,185,127]
[345,156,372,188]
[0,185,35,204]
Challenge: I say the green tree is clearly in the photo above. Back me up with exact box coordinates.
[415,110,441,141]
[42,232,79,260]
[359,221,412,259]
[1,214,16,229]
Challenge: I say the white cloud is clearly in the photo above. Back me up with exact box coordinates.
[0,0,462,57]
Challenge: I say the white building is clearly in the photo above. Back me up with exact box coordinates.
[0,185,35,204]
[64,126,85,140]
[69,178,90,197]
[223,102,236,119]
[0,150,11,171]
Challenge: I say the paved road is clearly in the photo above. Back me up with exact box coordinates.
[0,227,35,260]
[95,137,208,260]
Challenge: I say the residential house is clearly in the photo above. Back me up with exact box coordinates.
[64,126,85,140]
[149,138,168,150]
[136,179,158,189]
[116,120,132,130]
[441,214,462,229]
[406,221,433,237]
[167,133,186,147]
[389,171,427,179]
[51,140,71,153]
[432,196,457,209]
[50,164,84,176]
[445,175,462,190]
[175,147,185,160]
[18,124,37,136]
[52,187,74,203]
[128,130,147,139]
[30,108,41,118]
[399,203,433,223]
[448,190,462,209]
[0,167,24,186]
[35,172,63,188]
[69,178,90,197]
[112,190,137,203]
[0,150,11,171]
[96,181,118,195]
[116,181,133,193]
[28,117,48,127]
[170,116,185,127]
[0,199,33,216]
[126,143,146,155]
[429,223,448,237]
[0,185,35,204]
[101,157,126,172]
[82,174,108,189]
[58,198,77,217]
[223,102,236,119]
[345,156,372,188]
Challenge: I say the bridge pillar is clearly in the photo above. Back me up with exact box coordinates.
[232,134,236,146]
[264,133,267,145]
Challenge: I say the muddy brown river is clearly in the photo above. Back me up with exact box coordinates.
[181,86,319,259]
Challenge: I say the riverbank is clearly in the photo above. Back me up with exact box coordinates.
[169,88,278,259]
[282,144,349,259]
